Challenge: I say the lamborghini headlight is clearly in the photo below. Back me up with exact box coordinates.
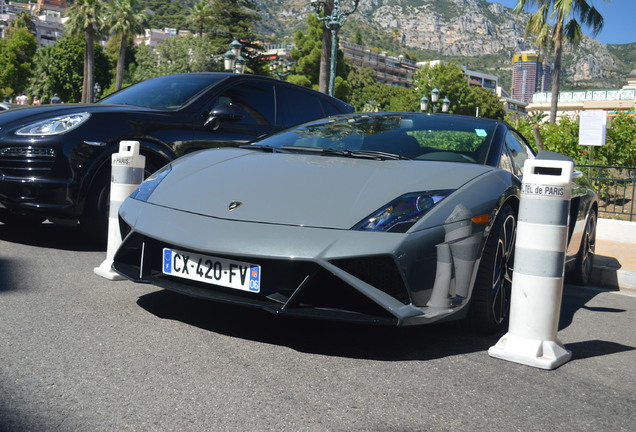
[353,190,454,233]
[129,164,172,202]
[16,113,91,136]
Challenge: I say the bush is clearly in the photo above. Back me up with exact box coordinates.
[509,112,636,167]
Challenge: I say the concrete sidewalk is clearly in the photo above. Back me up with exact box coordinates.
[591,218,636,292]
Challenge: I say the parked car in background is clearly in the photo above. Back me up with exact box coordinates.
[113,112,598,333]
[0,73,352,240]
[0,102,18,111]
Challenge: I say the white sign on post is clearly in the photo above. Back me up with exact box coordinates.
[578,110,607,146]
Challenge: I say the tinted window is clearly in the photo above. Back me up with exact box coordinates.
[207,81,276,126]
[320,98,345,117]
[505,131,532,176]
[279,87,326,128]
[100,74,223,110]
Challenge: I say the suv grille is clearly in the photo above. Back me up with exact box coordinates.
[0,147,56,177]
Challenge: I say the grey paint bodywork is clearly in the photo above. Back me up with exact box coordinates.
[113,113,596,327]
[115,147,520,326]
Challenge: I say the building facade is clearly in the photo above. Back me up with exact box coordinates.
[511,50,552,103]
[340,41,419,87]
[526,70,636,120]
[0,0,66,46]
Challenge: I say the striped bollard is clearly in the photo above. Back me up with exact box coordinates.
[94,141,146,280]
[488,157,573,370]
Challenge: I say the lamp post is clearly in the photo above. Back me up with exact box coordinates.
[420,87,451,113]
[224,39,246,74]
[269,56,295,80]
[310,0,360,96]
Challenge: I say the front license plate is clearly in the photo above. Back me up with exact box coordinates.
[162,248,261,293]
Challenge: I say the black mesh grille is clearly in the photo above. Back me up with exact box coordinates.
[330,255,411,305]
[0,147,56,177]
[113,233,397,323]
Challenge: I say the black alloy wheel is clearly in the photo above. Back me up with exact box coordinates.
[569,210,597,286]
[81,160,159,246]
[468,204,516,334]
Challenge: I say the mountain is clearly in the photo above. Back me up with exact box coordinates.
[254,0,632,90]
[141,0,635,90]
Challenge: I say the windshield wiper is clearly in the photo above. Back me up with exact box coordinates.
[239,144,288,153]
[280,146,410,160]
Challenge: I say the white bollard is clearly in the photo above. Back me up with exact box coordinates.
[488,157,574,370]
[94,141,146,280]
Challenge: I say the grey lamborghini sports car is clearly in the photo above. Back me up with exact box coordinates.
[113,112,597,332]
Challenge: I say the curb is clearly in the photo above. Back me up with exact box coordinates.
[591,256,636,292]
[590,218,636,292]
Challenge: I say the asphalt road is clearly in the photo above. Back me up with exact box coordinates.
[1,223,635,432]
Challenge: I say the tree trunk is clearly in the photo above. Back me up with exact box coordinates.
[318,0,334,94]
[549,19,564,123]
[115,33,127,92]
[82,26,95,103]
[86,26,95,103]
[532,124,545,152]
[81,47,88,103]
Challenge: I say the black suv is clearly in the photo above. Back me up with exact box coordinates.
[0,73,353,239]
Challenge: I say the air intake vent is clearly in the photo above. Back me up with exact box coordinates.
[0,146,56,177]
[331,255,411,305]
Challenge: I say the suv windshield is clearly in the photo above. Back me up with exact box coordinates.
[100,74,226,110]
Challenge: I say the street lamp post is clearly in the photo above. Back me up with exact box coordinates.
[310,0,360,96]
[420,87,451,113]
[269,56,295,80]
[224,39,246,74]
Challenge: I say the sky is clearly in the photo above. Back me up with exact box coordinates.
[486,0,635,45]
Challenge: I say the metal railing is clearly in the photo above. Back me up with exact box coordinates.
[578,164,636,221]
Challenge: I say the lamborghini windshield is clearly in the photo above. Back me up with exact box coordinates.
[248,113,497,164]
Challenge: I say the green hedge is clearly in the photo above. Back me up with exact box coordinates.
[509,112,636,167]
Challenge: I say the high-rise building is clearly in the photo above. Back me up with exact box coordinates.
[511,50,552,103]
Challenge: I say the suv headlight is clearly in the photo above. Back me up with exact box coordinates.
[16,112,91,136]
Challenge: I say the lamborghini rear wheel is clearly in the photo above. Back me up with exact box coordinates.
[468,204,516,334]
[568,210,596,286]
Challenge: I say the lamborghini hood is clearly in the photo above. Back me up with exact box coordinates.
[145,148,492,229]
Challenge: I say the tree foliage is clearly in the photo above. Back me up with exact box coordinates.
[133,35,221,82]
[187,0,214,37]
[28,36,111,103]
[511,112,636,167]
[288,13,348,97]
[515,0,604,123]
[136,0,191,30]
[412,62,505,119]
[349,83,416,112]
[65,0,105,102]
[104,0,147,91]
[0,27,37,99]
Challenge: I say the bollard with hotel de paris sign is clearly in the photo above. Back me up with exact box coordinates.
[94,141,146,280]
[489,154,574,370]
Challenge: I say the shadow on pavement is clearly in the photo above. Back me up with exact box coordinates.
[566,340,635,360]
[561,284,635,359]
[0,222,103,252]
[137,284,635,362]
[137,289,504,361]
[0,258,30,293]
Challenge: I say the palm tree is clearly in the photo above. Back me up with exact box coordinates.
[9,11,36,33]
[105,0,147,91]
[65,0,104,103]
[187,0,214,38]
[515,0,604,123]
